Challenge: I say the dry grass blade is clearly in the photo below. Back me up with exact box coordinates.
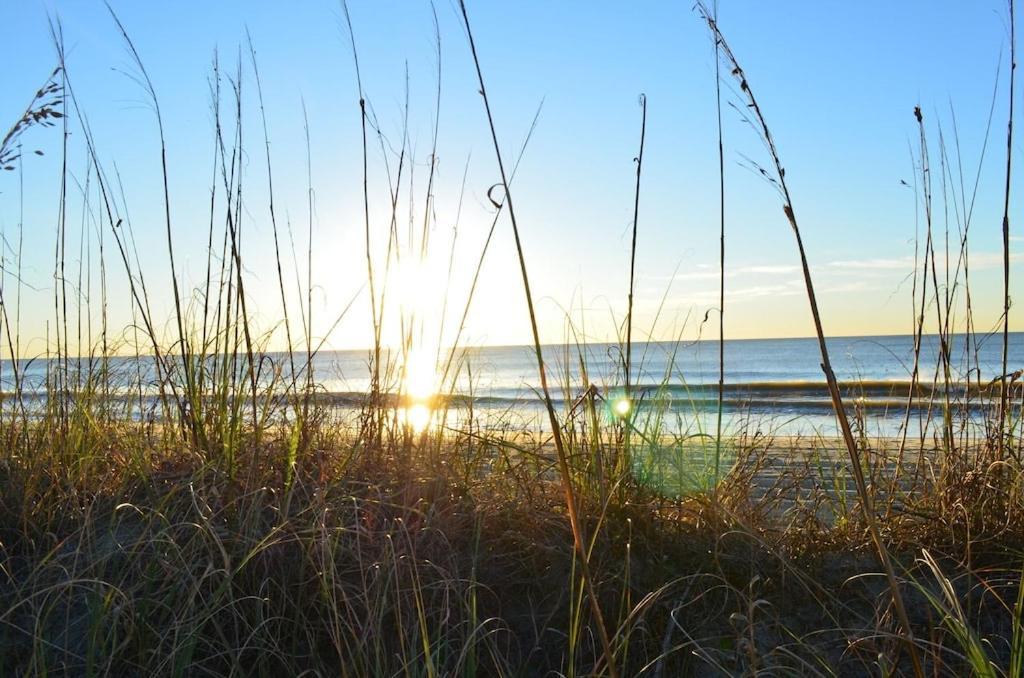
[624,93,647,474]
[0,67,63,171]
[696,4,924,675]
[713,0,727,490]
[457,2,618,675]
[1000,0,1016,461]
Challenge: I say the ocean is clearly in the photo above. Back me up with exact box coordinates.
[10,333,1019,438]
[378,332,1022,437]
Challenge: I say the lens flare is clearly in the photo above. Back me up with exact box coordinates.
[614,397,631,417]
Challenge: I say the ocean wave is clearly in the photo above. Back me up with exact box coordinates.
[0,378,1009,417]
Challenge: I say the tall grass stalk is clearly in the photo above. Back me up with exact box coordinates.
[1000,0,1016,461]
[697,5,925,674]
[713,0,726,490]
[106,6,201,442]
[457,2,617,675]
[341,1,382,446]
[624,93,646,479]
[248,34,298,401]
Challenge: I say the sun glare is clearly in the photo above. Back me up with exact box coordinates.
[614,397,631,417]
[400,349,437,434]
[395,255,443,432]
[403,403,432,433]
[402,346,437,401]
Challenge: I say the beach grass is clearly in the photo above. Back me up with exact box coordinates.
[1,3,1024,675]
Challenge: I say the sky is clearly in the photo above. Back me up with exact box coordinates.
[0,1,1021,358]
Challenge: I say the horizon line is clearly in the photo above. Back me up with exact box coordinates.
[13,329,1021,362]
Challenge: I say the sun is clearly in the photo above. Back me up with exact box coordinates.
[389,249,451,434]
[402,345,436,402]
[614,397,631,417]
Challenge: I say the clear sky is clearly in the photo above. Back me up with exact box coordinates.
[1,1,1020,358]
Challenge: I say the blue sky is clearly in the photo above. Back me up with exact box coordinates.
[0,1,1020,356]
